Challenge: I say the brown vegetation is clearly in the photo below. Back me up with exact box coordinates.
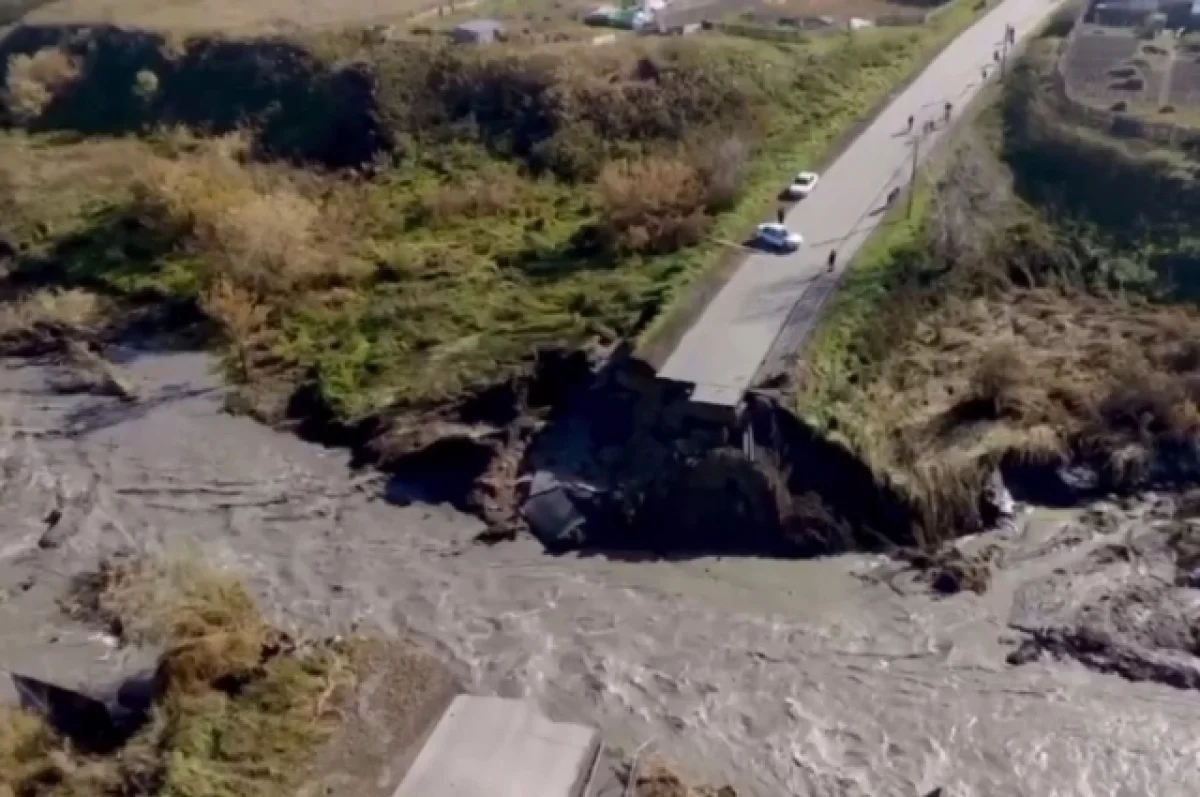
[200,278,272,383]
[131,138,367,296]
[626,756,737,797]
[4,45,78,123]
[597,156,708,255]
[0,289,103,342]
[800,83,1200,543]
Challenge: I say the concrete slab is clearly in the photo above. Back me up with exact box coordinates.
[392,696,601,797]
[656,0,1070,407]
[689,382,744,409]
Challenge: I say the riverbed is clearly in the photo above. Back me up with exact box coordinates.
[1,348,1198,796]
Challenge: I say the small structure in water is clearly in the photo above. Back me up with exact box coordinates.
[392,696,601,797]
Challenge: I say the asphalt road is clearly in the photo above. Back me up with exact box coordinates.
[656,0,1068,408]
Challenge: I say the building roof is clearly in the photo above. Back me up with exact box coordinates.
[1095,0,1159,11]
[452,18,505,33]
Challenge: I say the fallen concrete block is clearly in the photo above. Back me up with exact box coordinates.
[393,695,600,797]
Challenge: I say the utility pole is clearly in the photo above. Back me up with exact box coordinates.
[1000,24,1014,78]
[907,129,920,219]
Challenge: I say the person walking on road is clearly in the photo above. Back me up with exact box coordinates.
[907,114,914,132]
[777,206,786,224]
[827,249,837,273]
[944,101,952,123]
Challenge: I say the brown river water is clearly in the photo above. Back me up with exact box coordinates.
[1,348,1198,796]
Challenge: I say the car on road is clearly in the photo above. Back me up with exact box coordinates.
[784,171,819,199]
[754,222,803,252]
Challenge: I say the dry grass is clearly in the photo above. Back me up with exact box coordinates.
[833,287,1200,529]
[628,756,737,797]
[0,555,356,797]
[0,134,148,255]
[801,91,1200,542]
[200,278,273,382]
[597,156,709,255]
[132,139,367,296]
[0,288,104,338]
[26,0,442,33]
[5,47,79,125]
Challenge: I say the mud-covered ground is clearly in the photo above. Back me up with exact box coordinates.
[2,347,1200,796]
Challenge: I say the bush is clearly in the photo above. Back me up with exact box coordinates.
[202,278,272,382]
[596,156,710,254]
[133,68,159,101]
[370,41,773,183]
[132,146,362,296]
[687,133,751,213]
[4,47,79,124]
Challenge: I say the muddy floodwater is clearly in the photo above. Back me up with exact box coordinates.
[2,348,1199,796]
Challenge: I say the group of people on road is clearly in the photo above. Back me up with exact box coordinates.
[814,22,1019,277]
[904,101,955,136]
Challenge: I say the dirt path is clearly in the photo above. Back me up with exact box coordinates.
[1,348,1199,796]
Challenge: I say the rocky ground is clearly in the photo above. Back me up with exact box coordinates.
[3,346,1200,795]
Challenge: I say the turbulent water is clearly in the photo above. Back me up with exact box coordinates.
[1,349,1199,796]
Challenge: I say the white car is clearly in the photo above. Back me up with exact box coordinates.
[784,171,820,199]
[755,222,803,252]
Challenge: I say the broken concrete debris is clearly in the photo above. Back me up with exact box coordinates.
[522,471,611,552]
[10,671,153,754]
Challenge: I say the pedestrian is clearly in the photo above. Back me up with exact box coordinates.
[777,206,785,224]
[994,49,1000,63]
[944,101,952,122]
[982,65,989,80]
[907,114,914,132]
[827,249,837,272]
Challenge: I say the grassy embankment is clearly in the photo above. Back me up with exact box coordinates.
[0,1,984,436]
[0,557,357,797]
[795,27,1200,542]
